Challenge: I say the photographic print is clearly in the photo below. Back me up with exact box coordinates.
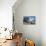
[23,16,36,25]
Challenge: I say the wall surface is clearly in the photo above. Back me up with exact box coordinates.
[0,0,16,30]
[13,0,41,46]
[13,0,46,46]
[41,0,46,46]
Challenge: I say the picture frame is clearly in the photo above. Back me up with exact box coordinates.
[23,16,36,25]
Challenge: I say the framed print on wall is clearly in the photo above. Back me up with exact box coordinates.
[23,16,36,25]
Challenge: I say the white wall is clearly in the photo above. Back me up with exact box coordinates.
[13,0,46,46]
[0,0,16,30]
[41,0,46,46]
[13,0,41,46]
